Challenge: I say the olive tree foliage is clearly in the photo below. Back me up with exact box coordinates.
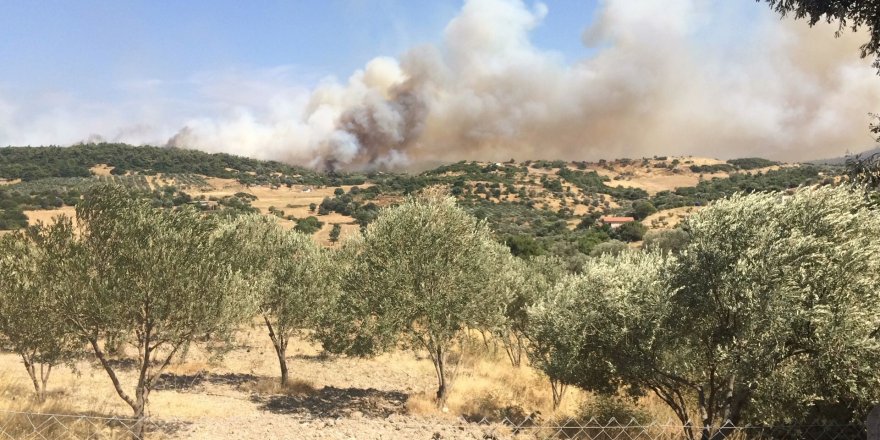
[218,215,339,385]
[57,185,259,431]
[0,218,82,401]
[846,151,880,190]
[318,193,510,406]
[531,186,880,438]
[497,255,565,369]
[528,252,669,413]
[670,186,880,428]
[641,228,690,255]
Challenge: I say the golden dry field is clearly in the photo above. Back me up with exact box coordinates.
[0,329,674,439]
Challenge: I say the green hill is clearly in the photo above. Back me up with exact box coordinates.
[0,144,840,265]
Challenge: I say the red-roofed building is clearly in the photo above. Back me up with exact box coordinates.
[599,216,636,229]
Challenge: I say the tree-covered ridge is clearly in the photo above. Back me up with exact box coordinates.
[0,144,842,269]
[0,143,367,186]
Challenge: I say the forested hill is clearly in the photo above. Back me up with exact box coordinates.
[0,143,339,185]
[0,144,839,264]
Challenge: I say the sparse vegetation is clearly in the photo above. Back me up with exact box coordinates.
[319,192,510,407]
[0,146,869,439]
[530,185,880,440]
[51,184,260,436]
[0,218,82,401]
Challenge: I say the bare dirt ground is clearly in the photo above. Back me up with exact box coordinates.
[22,207,78,227]
[90,164,114,176]
[0,327,617,439]
[583,158,727,196]
[186,178,363,244]
[643,206,702,230]
[20,174,363,246]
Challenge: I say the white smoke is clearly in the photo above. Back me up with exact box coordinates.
[2,0,879,168]
[167,0,880,168]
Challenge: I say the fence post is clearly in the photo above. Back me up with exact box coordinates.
[869,405,880,440]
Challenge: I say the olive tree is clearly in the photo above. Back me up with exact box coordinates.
[57,185,259,435]
[498,255,564,369]
[319,193,510,406]
[491,254,572,409]
[668,186,880,429]
[0,218,82,401]
[220,215,339,385]
[529,251,669,413]
[531,186,880,438]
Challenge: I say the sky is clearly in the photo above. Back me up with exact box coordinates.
[0,0,878,168]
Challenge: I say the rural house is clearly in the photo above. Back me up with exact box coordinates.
[599,216,635,229]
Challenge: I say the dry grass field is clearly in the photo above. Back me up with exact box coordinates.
[642,206,702,230]
[21,207,78,227]
[22,167,366,246]
[0,327,673,439]
[20,157,746,243]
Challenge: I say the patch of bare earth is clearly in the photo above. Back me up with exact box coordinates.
[23,207,78,227]
[0,324,620,439]
[643,206,702,230]
[90,164,115,176]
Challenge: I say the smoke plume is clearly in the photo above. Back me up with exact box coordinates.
[5,0,880,168]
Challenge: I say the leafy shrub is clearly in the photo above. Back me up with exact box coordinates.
[294,216,323,235]
[612,222,647,242]
[578,396,650,423]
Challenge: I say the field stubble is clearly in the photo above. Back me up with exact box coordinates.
[0,326,674,439]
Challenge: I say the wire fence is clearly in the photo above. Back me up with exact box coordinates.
[0,410,174,439]
[0,410,868,440]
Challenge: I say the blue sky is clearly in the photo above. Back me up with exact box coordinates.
[0,1,598,98]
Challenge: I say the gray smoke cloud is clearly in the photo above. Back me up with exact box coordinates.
[3,0,879,169]
[168,0,880,168]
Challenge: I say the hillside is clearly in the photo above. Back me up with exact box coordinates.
[0,144,838,260]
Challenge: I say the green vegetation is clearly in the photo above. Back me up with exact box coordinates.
[0,145,837,282]
[329,224,342,243]
[610,221,646,242]
[689,163,735,173]
[60,185,258,435]
[530,185,880,436]
[557,167,649,200]
[0,172,877,429]
[319,193,510,406]
[0,218,82,401]
[223,215,339,385]
[318,190,381,229]
[650,165,827,210]
[294,216,324,235]
[0,143,363,186]
[727,157,779,170]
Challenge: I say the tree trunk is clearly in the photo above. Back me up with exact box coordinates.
[263,314,289,385]
[40,363,51,400]
[131,396,147,440]
[21,353,44,402]
[502,332,523,367]
[550,379,567,410]
[698,387,713,440]
[277,342,289,386]
[434,345,448,407]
